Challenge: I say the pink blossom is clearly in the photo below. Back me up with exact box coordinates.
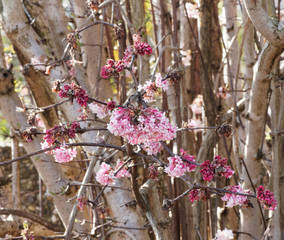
[122,46,134,67]
[188,189,200,202]
[115,160,131,178]
[213,155,234,179]
[89,103,110,119]
[67,121,80,138]
[138,80,156,102]
[184,3,199,19]
[190,95,203,115]
[134,41,152,56]
[66,59,80,77]
[214,228,234,240]
[155,73,169,91]
[107,107,176,145]
[142,142,163,155]
[53,147,77,163]
[35,116,44,128]
[217,86,231,99]
[165,156,187,178]
[101,59,125,78]
[180,148,197,172]
[96,162,115,185]
[77,196,88,212]
[106,101,116,111]
[78,107,89,120]
[133,34,141,42]
[44,121,80,145]
[187,119,204,131]
[138,74,169,102]
[221,185,251,208]
[180,50,192,66]
[200,160,215,181]
[115,60,124,72]
[41,140,53,154]
[58,82,88,107]
[101,64,115,78]
[257,186,277,210]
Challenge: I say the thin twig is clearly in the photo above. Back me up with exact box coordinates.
[24,99,70,111]
[0,208,64,232]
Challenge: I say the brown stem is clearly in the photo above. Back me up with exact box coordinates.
[0,208,64,232]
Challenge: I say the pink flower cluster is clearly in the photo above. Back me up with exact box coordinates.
[77,196,88,212]
[107,107,176,145]
[115,160,131,178]
[200,160,215,181]
[134,41,152,56]
[213,228,234,240]
[184,3,199,19]
[53,146,77,163]
[221,185,251,208]
[142,141,163,155]
[213,155,234,178]
[256,186,277,210]
[217,86,231,99]
[138,80,157,102]
[96,162,115,185]
[132,34,152,55]
[190,95,203,115]
[101,59,124,78]
[165,150,196,178]
[89,100,116,119]
[138,74,169,102]
[66,59,77,77]
[89,103,110,119]
[180,148,197,172]
[200,156,234,182]
[165,156,186,178]
[43,121,80,146]
[101,35,152,78]
[122,46,134,67]
[58,82,88,107]
[155,73,169,91]
[96,161,131,185]
[187,119,204,131]
[188,189,200,202]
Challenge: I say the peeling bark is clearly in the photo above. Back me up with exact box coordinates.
[241,44,284,240]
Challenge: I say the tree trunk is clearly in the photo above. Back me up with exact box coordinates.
[241,44,283,240]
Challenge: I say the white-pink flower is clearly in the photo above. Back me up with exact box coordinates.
[190,95,203,115]
[133,34,141,42]
[214,228,234,240]
[107,107,176,145]
[187,119,204,130]
[115,160,131,178]
[138,80,156,102]
[96,162,115,185]
[155,73,169,91]
[165,156,187,178]
[89,103,110,119]
[184,3,199,19]
[142,142,163,155]
[217,86,231,99]
[53,147,77,163]
[180,50,192,67]
[221,185,250,208]
[41,140,53,154]
[122,46,134,67]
